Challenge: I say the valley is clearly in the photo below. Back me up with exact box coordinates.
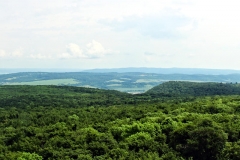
[1,71,240,93]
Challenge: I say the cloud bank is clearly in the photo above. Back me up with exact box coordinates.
[59,40,111,59]
[1,0,240,69]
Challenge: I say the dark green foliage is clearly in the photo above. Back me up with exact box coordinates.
[0,85,134,108]
[1,84,240,159]
[170,119,227,160]
[146,81,240,97]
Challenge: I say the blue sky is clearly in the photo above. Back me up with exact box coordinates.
[1,0,240,69]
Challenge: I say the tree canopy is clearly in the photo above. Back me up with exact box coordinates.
[1,82,240,159]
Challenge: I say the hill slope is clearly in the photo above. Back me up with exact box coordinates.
[2,82,240,109]
[146,81,240,97]
[0,85,134,108]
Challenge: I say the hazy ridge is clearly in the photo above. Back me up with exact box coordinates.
[2,67,240,75]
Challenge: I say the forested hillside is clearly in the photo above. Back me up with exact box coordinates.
[1,83,240,159]
[0,85,135,108]
[146,81,240,97]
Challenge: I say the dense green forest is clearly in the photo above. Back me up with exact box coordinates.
[146,81,240,97]
[1,82,240,159]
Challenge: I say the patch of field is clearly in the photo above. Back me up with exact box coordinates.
[135,79,162,83]
[158,80,208,82]
[5,79,80,85]
[5,77,17,80]
[106,79,124,83]
[120,78,131,80]
[107,84,122,87]
[112,85,153,93]
[81,85,96,88]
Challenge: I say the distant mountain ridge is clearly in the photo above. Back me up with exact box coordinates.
[2,67,240,75]
[83,67,240,75]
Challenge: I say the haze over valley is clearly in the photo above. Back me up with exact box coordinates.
[1,68,240,93]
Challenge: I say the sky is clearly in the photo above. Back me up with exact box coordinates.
[1,0,240,70]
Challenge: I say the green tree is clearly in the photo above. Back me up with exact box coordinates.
[17,152,42,160]
[170,119,227,160]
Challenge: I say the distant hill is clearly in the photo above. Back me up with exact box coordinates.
[83,67,240,75]
[0,85,132,108]
[146,81,240,97]
[2,67,240,75]
[2,83,240,109]
[0,68,83,74]
[2,72,240,93]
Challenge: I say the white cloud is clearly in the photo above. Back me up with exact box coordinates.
[67,43,86,58]
[87,40,109,58]
[0,48,24,58]
[59,43,85,59]
[144,52,155,56]
[58,53,72,59]
[30,53,52,59]
[2,1,240,69]
[100,5,193,39]
[60,40,110,59]
[0,50,6,57]
[12,48,23,57]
